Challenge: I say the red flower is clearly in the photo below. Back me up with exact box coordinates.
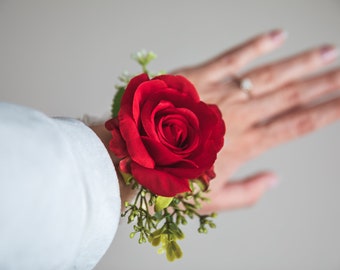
[105,73,225,197]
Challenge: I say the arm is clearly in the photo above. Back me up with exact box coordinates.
[0,102,121,270]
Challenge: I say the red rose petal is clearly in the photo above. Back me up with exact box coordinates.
[105,118,128,158]
[132,79,167,124]
[119,157,131,174]
[207,104,226,151]
[152,74,200,102]
[131,162,191,197]
[141,99,173,142]
[120,73,150,113]
[104,118,117,131]
[109,129,128,158]
[156,108,199,151]
[118,114,155,169]
[197,166,216,187]
[141,136,186,166]
[162,160,205,179]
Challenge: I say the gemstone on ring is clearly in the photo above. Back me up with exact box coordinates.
[240,78,253,92]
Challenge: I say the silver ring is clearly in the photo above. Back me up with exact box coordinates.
[239,77,253,98]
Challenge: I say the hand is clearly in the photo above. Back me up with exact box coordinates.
[174,29,340,213]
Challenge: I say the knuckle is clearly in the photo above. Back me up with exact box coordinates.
[255,65,277,85]
[223,55,242,70]
[284,87,302,104]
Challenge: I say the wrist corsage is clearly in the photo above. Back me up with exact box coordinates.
[105,51,226,261]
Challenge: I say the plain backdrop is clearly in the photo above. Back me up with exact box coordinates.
[1,1,340,269]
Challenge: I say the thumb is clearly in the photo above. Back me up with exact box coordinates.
[201,172,278,213]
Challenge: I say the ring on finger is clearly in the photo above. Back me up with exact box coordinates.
[234,76,254,98]
[222,75,255,99]
[238,76,254,98]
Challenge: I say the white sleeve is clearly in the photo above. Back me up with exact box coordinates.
[0,102,121,270]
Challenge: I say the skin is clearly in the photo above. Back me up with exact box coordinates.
[91,29,340,214]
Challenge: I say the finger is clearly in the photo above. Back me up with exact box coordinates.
[244,68,340,125]
[256,97,340,150]
[242,45,339,96]
[201,172,278,213]
[201,29,287,82]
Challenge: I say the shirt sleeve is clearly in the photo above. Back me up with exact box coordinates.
[0,102,121,270]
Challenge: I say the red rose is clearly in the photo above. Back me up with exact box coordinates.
[105,73,225,197]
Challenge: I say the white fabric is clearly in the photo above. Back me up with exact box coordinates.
[0,102,121,270]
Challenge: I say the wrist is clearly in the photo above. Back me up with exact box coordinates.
[90,124,137,210]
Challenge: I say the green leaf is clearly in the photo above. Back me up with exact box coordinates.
[150,234,161,247]
[166,243,175,262]
[171,241,183,260]
[165,240,183,262]
[155,196,174,212]
[111,85,125,118]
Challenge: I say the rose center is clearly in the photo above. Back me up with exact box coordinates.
[162,123,187,148]
[154,105,200,154]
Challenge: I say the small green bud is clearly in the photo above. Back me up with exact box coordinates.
[175,215,181,225]
[172,198,180,205]
[128,214,135,223]
[138,235,146,244]
[150,235,161,247]
[130,232,136,238]
[181,218,187,225]
[157,246,165,255]
[198,226,208,234]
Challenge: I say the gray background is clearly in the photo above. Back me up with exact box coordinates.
[1,1,340,269]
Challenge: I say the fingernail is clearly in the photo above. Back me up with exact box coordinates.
[269,29,288,44]
[320,45,338,63]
